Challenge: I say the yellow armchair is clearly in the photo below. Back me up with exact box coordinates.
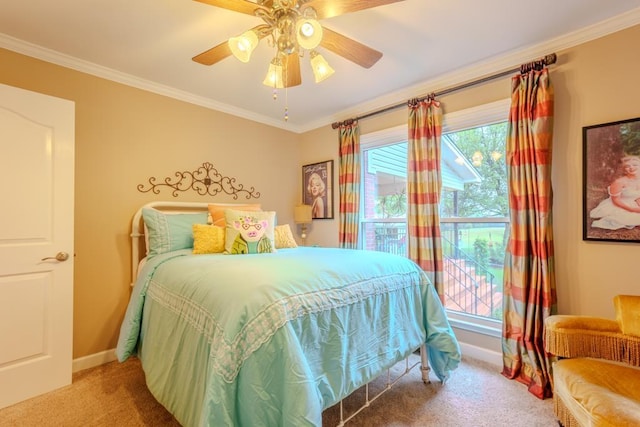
[544,295,640,427]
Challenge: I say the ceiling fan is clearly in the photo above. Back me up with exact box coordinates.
[192,0,406,88]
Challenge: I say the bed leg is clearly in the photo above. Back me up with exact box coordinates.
[419,344,430,384]
[337,400,345,427]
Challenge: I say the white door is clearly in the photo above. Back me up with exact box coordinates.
[0,83,74,409]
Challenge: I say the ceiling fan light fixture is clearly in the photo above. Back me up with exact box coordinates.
[194,0,394,98]
[310,51,334,83]
[262,57,285,89]
[295,18,323,50]
[228,30,259,63]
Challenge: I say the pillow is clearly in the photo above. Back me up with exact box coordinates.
[224,209,276,254]
[208,203,261,228]
[142,208,208,257]
[274,224,298,249]
[192,223,225,254]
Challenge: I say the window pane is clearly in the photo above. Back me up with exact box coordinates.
[442,221,507,320]
[442,122,508,218]
[363,143,407,220]
[361,222,407,256]
[360,112,509,322]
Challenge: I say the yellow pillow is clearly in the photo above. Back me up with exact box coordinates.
[192,223,225,254]
[275,224,298,249]
[208,203,261,228]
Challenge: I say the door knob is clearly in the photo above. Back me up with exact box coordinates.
[41,252,70,262]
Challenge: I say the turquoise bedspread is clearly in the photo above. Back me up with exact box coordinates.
[116,247,460,426]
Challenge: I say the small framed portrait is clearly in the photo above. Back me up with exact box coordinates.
[583,117,640,242]
[302,160,334,219]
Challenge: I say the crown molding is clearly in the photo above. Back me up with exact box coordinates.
[307,7,640,134]
[0,33,305,133]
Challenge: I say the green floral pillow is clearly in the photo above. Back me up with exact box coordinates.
[224,209,276,254]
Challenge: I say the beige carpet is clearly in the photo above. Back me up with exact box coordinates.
[0,356,557,426]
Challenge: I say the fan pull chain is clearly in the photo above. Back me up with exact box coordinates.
[284,87,289,121]
[284,59,289,121]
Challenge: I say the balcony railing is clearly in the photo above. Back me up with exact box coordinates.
[362,218,508,320]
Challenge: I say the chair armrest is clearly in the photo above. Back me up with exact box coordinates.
[546,315,621,334]
[544,315,640,367]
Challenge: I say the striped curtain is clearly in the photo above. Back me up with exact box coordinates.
[501,67,557,399]
[338,121,361,248]
[407,98,444,297]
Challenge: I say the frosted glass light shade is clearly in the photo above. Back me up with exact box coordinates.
[310,52,335,83]
[262,58,284,88]
[296,18,323,50]
[228,30,258,63]
[294,205,313,224]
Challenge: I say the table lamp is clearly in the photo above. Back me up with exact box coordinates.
[294,204,313,245]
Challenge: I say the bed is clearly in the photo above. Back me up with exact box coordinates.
[116,201,461,426]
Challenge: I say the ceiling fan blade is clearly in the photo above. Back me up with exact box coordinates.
[192,40,231,66]
[283,53,302,88]
[305,0,406,20]
[193,0,262,15]
[192,25,269,66]
[320,28,382,69]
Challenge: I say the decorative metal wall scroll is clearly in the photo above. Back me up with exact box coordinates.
[137,162,260,199]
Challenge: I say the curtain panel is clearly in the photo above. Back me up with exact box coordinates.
[501,67,557,399]
[338,122,361,249]
[407,99,445,298]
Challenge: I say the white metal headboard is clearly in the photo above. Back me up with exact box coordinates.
[130,201,210,285]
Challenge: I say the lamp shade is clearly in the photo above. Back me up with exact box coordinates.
[310,51,335,83]
[294,205,313,224]
[262,57,284,88]
[295,18,323,50]
[228,30,258,63]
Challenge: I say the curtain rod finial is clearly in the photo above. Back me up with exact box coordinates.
[544,53,557,65]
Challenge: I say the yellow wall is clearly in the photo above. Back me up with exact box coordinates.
[300,24,640,319]
[0,48,301,358]
[552,25,640,317]
[1,23,639,358]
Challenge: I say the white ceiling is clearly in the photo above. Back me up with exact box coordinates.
[1,1,639,133]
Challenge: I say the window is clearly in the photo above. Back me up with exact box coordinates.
[360,99,510,331]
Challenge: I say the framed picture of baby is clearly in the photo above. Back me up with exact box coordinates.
[583,117,640,242]
[302,160,334,219]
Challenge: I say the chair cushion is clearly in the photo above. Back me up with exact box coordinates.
[554,358,640,427]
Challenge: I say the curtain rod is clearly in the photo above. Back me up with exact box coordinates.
[331,53,557,129]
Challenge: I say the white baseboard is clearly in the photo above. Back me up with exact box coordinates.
[73,343,502,375]
[459,341,502,368]
[72,348,117,373]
